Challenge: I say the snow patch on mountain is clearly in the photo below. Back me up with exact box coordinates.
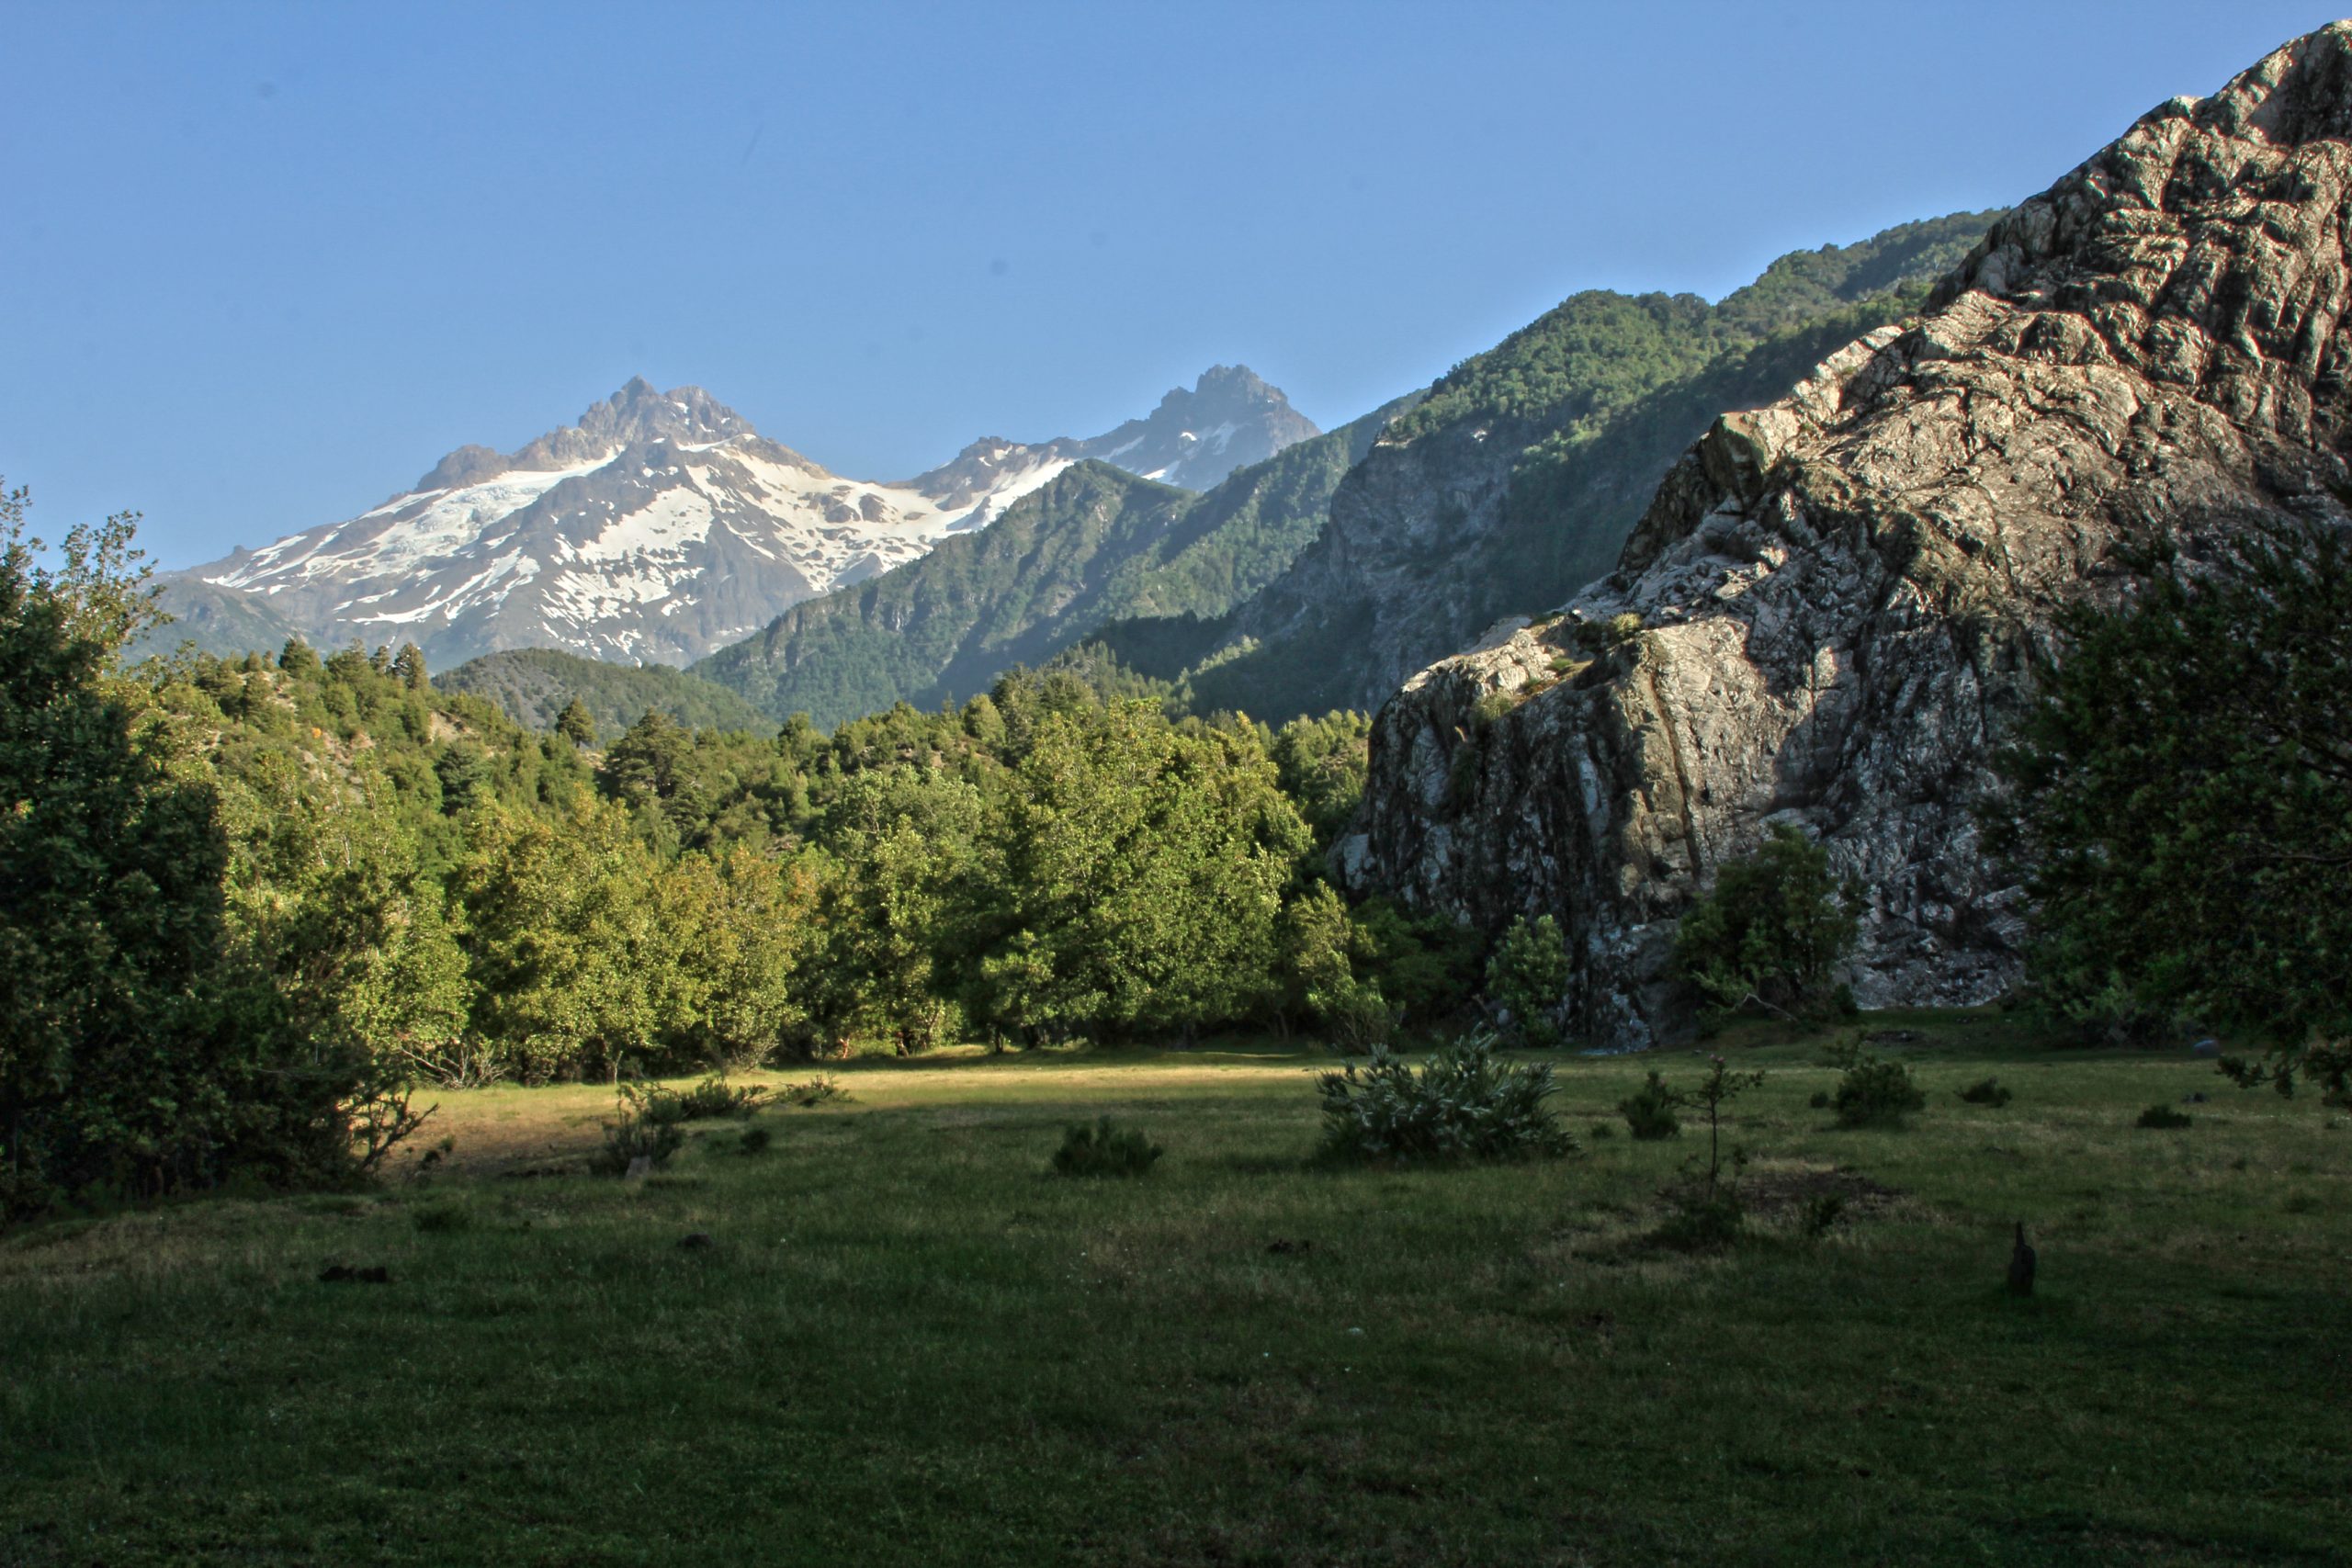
[174,367,1319,669]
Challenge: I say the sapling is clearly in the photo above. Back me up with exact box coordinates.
[1682,1054,1766,1203]
[1645,1055,1765,1250]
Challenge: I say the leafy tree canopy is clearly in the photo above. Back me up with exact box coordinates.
[1994,521,2352,1101]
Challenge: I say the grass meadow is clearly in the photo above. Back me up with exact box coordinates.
[3,1012,2346,1565]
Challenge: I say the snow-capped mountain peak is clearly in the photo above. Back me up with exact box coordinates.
[167,368,1319,669]
[186,381,1074,667]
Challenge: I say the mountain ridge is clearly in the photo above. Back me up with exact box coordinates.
[692,393,1412,728]
[150,367,1320,667]
[1115,211,2006,723]
[1341,24,2352,1045]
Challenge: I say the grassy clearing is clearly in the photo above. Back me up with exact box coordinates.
[3,1015,2346,1565]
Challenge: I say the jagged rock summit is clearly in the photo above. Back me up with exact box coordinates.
[170,367,1318,668]
[1343,23,2352,1046]
[898,365,1319,500]
[1069,364,1322,491]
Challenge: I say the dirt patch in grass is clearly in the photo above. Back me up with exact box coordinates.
[1738,1164,1905,1220]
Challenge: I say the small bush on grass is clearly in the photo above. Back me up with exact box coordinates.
[777,1076,844,1107]
[1826,1039,1927,1129]
[1308,973,1398,1054]
[589,1083,687,1176]
[1808,1089,1831,1109]
[411,1202,471,1234]
[673,1075,770,1120]
[1643,1055,1766,1250]
[1619,1071,1682,1140]
[1051,1118,1162,1178]
[1958,1077,2014,1107]
[2136,1103,2193,1130]
[738,1127,773,1156]
[1316,1029,1576,1166]
[1801,1192,1848,1238]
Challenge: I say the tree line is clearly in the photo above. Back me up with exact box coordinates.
[7,484,2342,1222]
[0,493,1476,1218]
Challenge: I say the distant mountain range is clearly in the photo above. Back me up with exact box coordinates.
[690,395,1415,728]
[153,215,2007,739]
[1107,211,2008,720]
[151,367,1318,669]
[686,212,2002,730]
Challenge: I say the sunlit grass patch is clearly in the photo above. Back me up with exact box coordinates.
[1,1019,2346,1565]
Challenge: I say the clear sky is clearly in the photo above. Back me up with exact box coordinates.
[2,0,2339,567]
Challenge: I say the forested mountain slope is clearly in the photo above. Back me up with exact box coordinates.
[695,398,1413,728]
[437,648,772,739]
[1343,24,2352,1044]
[1112,212,2003,722]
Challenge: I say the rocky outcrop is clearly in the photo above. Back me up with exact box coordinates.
[1180,214,2000,724]
[1342,24,2352,1046]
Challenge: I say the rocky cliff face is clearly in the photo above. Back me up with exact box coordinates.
[1342,24,2352,1046]
[1180,214,2001,723]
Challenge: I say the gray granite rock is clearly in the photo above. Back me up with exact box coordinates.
[1346,23,2352,1047]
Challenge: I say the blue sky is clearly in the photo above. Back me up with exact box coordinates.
[1,0,2337,567]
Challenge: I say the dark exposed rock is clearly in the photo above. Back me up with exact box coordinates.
[1344,23,2352,1047]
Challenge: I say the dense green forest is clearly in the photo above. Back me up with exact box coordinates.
[693,397,1419,729]
[10,460,2348,1223]
[0,491,1480,1219]
[437,646,770,739]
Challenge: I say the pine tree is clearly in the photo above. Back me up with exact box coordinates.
[555,697,596,747]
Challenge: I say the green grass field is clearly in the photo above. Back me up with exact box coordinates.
[3,1015,2346,1565]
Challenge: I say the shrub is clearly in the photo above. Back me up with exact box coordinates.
[1347,898,1484,1024]
[1801,1192,1848,1238]
[1828,1043,1927,1129]
[1958,1077,2014,1107]
[588,1084,687,1176]
[1308,973,1398,1054]
[2136,1103,2192,1130]
[1051,1117,1162,1178]
[778,1076,844,1107]
[1487,914,1569,1047]
[1316,1029,1576,1165]
[1672,826,1860,1019]
[1653,1188,1745,1251]
[673,1075,769,1120]
[1470,691,1519,729]
[737,1127,773,1156]
[1619,1071,1682,1140]
[1808,1089,1831,1109]
[1637,1057,1766,1249]
[411,1202,471,1234]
